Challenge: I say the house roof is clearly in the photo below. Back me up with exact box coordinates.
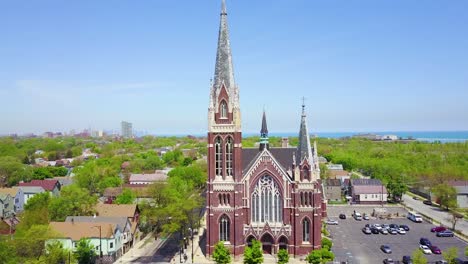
[47,177,72,187]
[0,187,20,197]
[49,222,118,241]
[351,179,383,186]
[353,185,387,195]
[19,186,45,194]
[0,193,11,201]
[325,179,341,187]
[242,147,295,173]
[448,180,468,187]
[129,171,167,183]
[65,216,130,232]
[103,187,123,197]
[95,204,137,218]
[329,170,350,178]
[19,180,59,191]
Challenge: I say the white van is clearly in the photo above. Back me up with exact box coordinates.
[354,212,362,221]
[407,212,423,223]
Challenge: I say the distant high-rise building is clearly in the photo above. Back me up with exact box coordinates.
[121,121,133,138]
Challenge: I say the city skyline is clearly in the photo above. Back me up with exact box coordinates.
[1,0,468,135]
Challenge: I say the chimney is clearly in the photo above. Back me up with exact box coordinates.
[282,137,289,148]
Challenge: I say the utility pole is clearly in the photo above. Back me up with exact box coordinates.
[92,225,103,264]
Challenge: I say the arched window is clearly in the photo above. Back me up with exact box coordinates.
[215,137,223,176]
[225,137,233,177]
[220,101,227,118]
[300,192,304,206]
[219,215,230,241]
[303,168,310,181]
[219,194,222,205]
[303,218,310,242]
[251,175,282,223]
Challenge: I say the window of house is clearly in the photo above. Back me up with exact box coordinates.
[219,215,230,241]
[303,218,310,242]
[251,175,282,223]
[110,242,113,249]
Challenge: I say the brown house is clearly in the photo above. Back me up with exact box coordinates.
[324,179,342,202]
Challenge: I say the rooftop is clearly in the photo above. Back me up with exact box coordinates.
[49,221,118,241]
[95,204,137,218]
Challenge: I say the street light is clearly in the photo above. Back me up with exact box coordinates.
[92,225,102,263]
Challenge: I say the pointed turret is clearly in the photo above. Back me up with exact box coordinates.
[296,102,313,164]
[213,0,235,93]
[259,110,269,151]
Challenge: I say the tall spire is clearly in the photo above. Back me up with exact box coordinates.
[297,101,313,164]
[259,110,269,151]
[213,0,235,93]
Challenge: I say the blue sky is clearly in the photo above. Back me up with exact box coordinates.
[1,0,467,135]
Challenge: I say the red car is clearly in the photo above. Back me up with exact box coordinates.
[431,226,446,232]
[430,245,442,254]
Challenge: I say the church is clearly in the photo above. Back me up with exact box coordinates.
[206,0,326,257]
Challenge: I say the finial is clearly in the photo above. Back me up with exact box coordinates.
[302,97,306,113]
[221,0,227,15]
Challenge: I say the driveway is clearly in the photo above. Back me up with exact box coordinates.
[402,194,468,236]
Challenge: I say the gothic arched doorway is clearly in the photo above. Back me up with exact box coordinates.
[246,235,256,247]
[278,236,288,250]
[260,233,274,254]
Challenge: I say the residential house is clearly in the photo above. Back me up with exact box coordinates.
[0,217,19,235]
[48,221,123,261]
[0,187,24,212]
[94,204,140,245]
[103,185,151,204]
[47,177,73,187]
[0,193,14,218]
[65,216,133,253]
[324,179,342,202]
[19,179,61,196]
[448,181,468,208]
[350,179,388,205]
[20,186,45,205]
[129,170,167,185]
[327,164,351,182]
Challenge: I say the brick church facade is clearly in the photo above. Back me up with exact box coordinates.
[206,0,326,257]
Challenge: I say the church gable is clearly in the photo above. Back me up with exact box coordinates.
[241,149,293,185]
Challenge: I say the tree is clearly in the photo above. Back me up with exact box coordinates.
[49,185,98,221]
[386,176,408,201]
[277,249,289,264]
[115,188,136,204]
[22,155,31,164]
[65,149,73,158]
[412,249,428,264]
[43,241,70,264]
[243,240,263,264]
[212,241,231,264]
[443,247,458,264]
[432,183,458,210]
[0,237,17,264]
[321,238,332,250]
[74,238,96,264]
[465,246,468,257]
[305,250,322,264]
[448,212,464,230]
[13,224,52,259]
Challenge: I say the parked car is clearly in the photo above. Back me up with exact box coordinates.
[339,213,346,219]
[430,245,442,254]
[362,227,372,234]
[423,200,433,205]
[400,224,410,231]
[374,224,383,230]
[453,258,468,264]
[389,224,399,229]
[383,259,395,264]
[354,212,363,221]
[413,196,420,200]
[371,227,380,234]
[398,228,406,234]
[363,214,370,220]
[380,245,392,254]
[402,255,413,264]
[383,224,390,229]
[431,226,446,232]
[380,228,389,235]
[389,228,398,235]
[437,230,455,237]
[326,219,339,225]
[420,237,432,246]
[420,245,432,254]
[435,261,448,264]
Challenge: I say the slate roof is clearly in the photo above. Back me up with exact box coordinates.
[242,148,295,174]
[49,222,118,240]
[351,179,383,186]
[297,104,313,164]
[19,180,59,191]
[353,185,387,195]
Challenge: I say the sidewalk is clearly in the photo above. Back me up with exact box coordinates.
[118,232,164,263]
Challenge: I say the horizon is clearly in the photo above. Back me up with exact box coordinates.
[1,0,467,134]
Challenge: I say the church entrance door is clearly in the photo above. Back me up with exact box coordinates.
[260,233,274,254]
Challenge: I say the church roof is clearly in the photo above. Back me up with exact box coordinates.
[242,148,295,174]
[296,103,313,164]
[213,0,235,93]
[260,111,268,135]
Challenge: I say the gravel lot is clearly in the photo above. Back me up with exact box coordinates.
[327,206,467,264]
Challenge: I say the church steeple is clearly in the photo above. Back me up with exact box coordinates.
[259,110,269,151]
[213,0,235,93]
[296,100,313,164]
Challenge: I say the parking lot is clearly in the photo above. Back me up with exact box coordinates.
[327,206,467,264]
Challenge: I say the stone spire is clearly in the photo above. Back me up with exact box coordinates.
[213,0,235,94]
[296,100,313,164]
[259,110,269,151]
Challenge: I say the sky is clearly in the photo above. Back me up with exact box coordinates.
[1,0,468,135]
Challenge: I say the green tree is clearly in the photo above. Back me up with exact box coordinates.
[14,224,52,259]
[305,250,322,264]
[66,149,73,158]
[0,237,17,264]
[443,247,459,264]
[465,245,468,257]
[320,249,334,263]
[49,185,98,221]
[74,238,96,264]
[22,155,31,164]
[43,241,70,264]
[412,249,428,264]
[321,238,332,250]
[21,192,51,229]
[243,240,263,264]
[0,156,32,186]
[277,249,289,264]
[212,241,231,264]
[432,183,458,210]
[386,176,408,201]
[115,188,136,204]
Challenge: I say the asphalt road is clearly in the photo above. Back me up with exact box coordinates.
[327,212,467,264]
[402,194,468,236]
